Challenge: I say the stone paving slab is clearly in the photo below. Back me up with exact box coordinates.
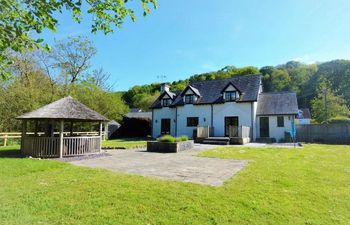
[70,144,248,186]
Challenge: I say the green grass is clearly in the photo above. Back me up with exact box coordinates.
[0,144,349,224]
[102,138,149,149]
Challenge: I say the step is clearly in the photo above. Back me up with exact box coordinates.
[202,140,229,145]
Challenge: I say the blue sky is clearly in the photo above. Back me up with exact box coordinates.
[40,0,350,91]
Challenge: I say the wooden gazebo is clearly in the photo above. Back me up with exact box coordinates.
[17,96,109,158]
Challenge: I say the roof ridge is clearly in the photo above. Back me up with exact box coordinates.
[260,91,296,95]
[189,74,262,85]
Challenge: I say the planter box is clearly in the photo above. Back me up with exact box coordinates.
[147,140,194,153]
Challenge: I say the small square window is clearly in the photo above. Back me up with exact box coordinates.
[225,91,237,102]
[185,95,194,104]
[187,117,199,127]
[162,98,171,107]
[277,116,284,127]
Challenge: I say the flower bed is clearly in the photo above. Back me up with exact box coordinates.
[147,135,193,153]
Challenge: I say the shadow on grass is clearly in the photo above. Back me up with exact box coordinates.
[0,146,22,158]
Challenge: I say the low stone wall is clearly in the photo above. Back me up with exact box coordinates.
[230,137,250,145]
[147,140,194,153]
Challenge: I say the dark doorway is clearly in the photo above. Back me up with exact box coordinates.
[225,116,239,137]
[161,119,171,135]
[260,117,270,137]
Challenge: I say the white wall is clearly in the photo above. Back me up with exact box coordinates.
[295,118,311,125]
[152,108,176,138]
[256,115,293,141]
[212,102,253,137]
[176,104,212,138]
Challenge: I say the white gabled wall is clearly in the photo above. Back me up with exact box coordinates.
[212,102,253,137]
[256,115,293,141]
[176,104,212,138]
[152,107,176,138]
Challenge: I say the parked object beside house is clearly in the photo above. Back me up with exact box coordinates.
[106,120,121,139]
[17,96,109,158]
[150,75,299,144]
[296,108,311,125]
[116,111,152,137]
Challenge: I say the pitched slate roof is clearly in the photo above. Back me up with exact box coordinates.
[150,90,181,109]
[17,96,109,121]
[124,112,152,120]
[150,75,261,109]
[256,92,298,116]
[298,108,311,119]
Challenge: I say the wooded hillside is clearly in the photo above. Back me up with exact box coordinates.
[123,60,350,124]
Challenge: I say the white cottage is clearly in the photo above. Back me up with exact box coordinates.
[150,75,298,144]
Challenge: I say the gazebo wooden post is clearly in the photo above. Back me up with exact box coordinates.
[99,122,103,152]
[104,122,108,140]
[20,120,27,155]
[34,120,38,136]
[59,120,64,158]
[70,121,74,136]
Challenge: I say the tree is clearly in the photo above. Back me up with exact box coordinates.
[311,79,349,123]
[70,80,129,121]
[270,69,291,91]
[53,36,97,94]
[0,0,158,80]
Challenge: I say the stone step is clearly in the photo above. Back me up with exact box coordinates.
[202,140,229,145]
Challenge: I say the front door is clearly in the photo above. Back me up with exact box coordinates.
[225,117,239,137]
[260,117,270,137]
[161,119,171,135]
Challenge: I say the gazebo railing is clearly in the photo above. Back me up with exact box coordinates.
[23,137,60,158]
[22,136,101,158]
[63,136,100,156]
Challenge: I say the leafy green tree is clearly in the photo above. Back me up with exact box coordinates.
[0,0,158,80]
[311,79,349,123]
[52,36,97,95]
[70,80,129,122]
[271,69,291,91]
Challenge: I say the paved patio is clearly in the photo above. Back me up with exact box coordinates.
[69,144,248,186]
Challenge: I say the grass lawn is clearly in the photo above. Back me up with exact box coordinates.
[102,138,149,149]
[0,144,349,224]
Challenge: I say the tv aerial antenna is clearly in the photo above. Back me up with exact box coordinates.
[157,75,167,83]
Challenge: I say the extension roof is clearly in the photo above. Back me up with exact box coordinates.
[256,92,298,116]
[17,96,109,121]
[124,112,152,120]
[150,75,261,109]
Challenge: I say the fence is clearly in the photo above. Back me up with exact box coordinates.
[0,132,102,147]
[229,126,251,138]
[296,124,350,144]
[197,127,214,138]
[22,136,101,158]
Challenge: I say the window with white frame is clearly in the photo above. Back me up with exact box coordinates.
[185,95,195,104]
[224,91,237,102]
[162,98,172,107]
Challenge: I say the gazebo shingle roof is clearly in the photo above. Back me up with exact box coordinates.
[17,96,108,121]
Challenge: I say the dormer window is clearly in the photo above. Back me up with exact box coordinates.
[185,95,194,104]
[224,91,238,102]
[162,98,172,107]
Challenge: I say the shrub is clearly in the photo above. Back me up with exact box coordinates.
[157,135,189,143]
[157,135,177,143]
[328,116,350,124]
[178,135,188,142]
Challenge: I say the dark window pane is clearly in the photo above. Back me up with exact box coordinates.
[185,95,194,104]
[277,116,284,127]
[225,91,236,102]
[187,117,199,127]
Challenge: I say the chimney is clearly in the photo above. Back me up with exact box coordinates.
[160,83,170,93]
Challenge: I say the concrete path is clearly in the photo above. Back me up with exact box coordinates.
[70,144,247,186]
